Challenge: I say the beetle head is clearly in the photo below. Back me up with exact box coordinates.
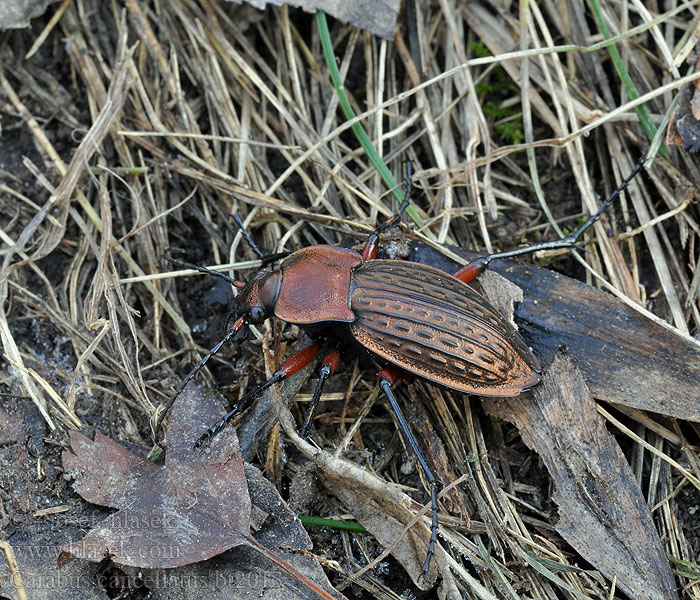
[233,269,281,324]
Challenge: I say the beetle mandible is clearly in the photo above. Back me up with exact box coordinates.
[166,158,645,574]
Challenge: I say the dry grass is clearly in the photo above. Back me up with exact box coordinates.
[1,0,699,598]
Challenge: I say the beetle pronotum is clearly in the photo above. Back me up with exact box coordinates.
[164,156,645,574]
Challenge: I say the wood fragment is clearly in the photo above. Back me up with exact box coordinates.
[484,356,679,600]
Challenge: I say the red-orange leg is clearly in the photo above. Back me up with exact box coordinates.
[361,163,414,262]
[377,365,439,576]
[361,233,380,262]
[376,365,401,385]
[453,156,646,284]
[452,256,490,284]
[300,349,341,437]
[194,343,321,448]
[277,343,322,377]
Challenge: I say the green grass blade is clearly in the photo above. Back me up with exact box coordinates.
[316,12,423,226]
[588,0,665,153]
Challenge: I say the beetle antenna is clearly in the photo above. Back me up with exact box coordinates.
[259,251,292,267]
[233,214,266,259]
[165,255,245,288]
[232,215,291,266]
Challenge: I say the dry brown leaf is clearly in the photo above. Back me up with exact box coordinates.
[61,384,343,600]
[61,383,252,568]
[667,81,700,152]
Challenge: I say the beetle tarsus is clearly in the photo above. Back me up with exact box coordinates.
[300,363,332,438]
[155,320,245,438]
[194,418,228,448]
[452,154,646,279]
[193,370,286,449]
[421,478,439,578]
[568,154,645,241]
[193,344,322,449]
[379,375,439,576]
[378,161,414,233]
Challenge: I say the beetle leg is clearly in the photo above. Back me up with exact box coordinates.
[377,366,439,577]
[452,256,491,284]
[299,349,341,438]
[453,155,646,284]
[361,163,414,261]
[194,343,321,448]
[154,315,247,436]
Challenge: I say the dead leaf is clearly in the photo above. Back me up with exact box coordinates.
[61,384,344,600]
[107,463,346,600]
[483,356,679,600]
[0,0,59,30]
[225,0,399,40]
[61,382,252,568]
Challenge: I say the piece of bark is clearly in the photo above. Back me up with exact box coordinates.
[666,59,700,152]
[483,356,679,600]
[494,260,700,421]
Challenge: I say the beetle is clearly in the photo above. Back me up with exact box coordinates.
[165,158,645,574]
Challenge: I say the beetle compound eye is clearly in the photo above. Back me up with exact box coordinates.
[249,306,265,323]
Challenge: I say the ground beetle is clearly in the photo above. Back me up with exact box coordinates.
[165,157,645,574]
